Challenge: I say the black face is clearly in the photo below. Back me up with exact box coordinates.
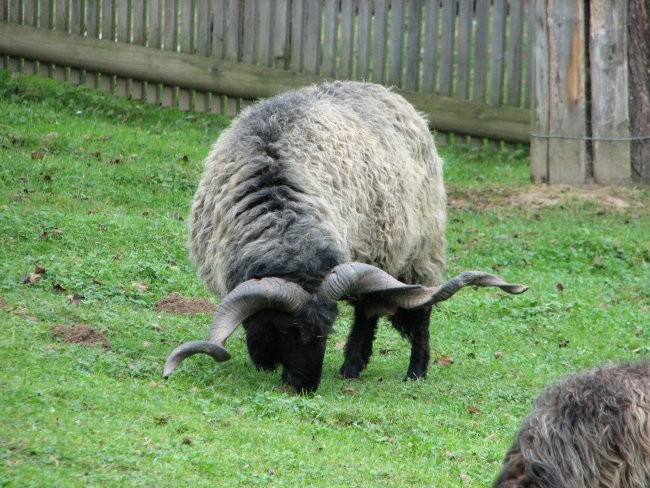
[244,298,338,393]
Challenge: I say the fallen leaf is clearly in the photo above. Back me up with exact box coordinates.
[131,282,148,292]
[182,436,191,445]
[555,283,564,292]
[335,341,347,350]
[435,355,454,366]
[30,150,45,160]
[67,293,85,305]
[467,405,481,415]
[53,283,67,292]
[342,386,357,395]
[494,351,504,359]
[34,265,47,275]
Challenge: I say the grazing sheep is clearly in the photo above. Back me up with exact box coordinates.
[494,362,650,488]
[163,81,527,393]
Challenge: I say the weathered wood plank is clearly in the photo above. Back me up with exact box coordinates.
[589,0,631,184]
[211,0,226,59]
[547,0,588,184]
[489,0,506,106]
[339,0,355,79]
[388,0,405,86]
[356,0,371,79]
[372,0,388,84]
[304,0,321,74]
[272,0,290,70]
[422,0,440,93]
[405,0,422,91]
[196,0,210,56]
[242,0,255,63]
[438,0,455,96]
[227,0,241,61]
[289,0,304,71]
[456,0,472,99]
[321,0,338,77]
[506,0,524,107]
[530,0,549,183]
[0,22,531,143]
[472,0,489,101]
[628,0,650,184]
[256,0,272,66]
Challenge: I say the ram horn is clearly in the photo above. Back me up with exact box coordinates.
[425,271,528,305]
[163,277,311,378]
[318,262,429,304]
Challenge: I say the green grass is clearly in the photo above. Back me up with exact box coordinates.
[1,72,649,487]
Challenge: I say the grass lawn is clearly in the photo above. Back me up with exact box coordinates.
[1,72,649,487]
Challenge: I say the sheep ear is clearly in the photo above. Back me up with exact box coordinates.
[163,277,310,378]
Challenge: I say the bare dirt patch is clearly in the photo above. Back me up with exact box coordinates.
[50,324,111,350]
[448,184,646,212]
[155,292,216,315]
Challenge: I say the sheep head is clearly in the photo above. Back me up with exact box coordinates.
[163,262,527,391]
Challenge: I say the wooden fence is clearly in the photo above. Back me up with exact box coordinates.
[0,0,533,144]
[531,0,650,185]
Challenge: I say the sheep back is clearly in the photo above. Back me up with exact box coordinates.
[188,81,446,296]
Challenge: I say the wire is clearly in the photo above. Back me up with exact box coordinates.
[530,133,650,142]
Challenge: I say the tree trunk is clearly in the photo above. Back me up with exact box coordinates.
[628,0,650,184]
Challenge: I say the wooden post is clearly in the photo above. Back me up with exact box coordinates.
[589,0,631,184]
[628,0,650,184]
[533,0,589,184]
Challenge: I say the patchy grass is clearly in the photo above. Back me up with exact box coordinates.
[1,72,649,487]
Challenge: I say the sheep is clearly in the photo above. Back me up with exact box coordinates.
[163,80,527,393]
[494,362,650,488]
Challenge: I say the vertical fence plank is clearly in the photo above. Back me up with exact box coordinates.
[304,0,321,74]
[272,0,290,70]
[531,0,549,183]
[339,0,355,79]
[194,0,211,112]
[506,0,524,107]
[456,0,472,98]
[321,0,338,77]
[242,0,255,64]
[438,0,455,96]
[589,0,631,184]
[130,0,146,100]
[356,0,371,80]
[226,0,240,61]
[211,0,225,59]
[289,0,304,71]
[547,0,587,184]
[53,0,67,81]
[162,0,178,106]
[68,0,84,84]
[489,0,506,106]
[422,0,440,93]
[524,2,535,108]
[472,0,489,101]
[388,0,405,86]
[146,0,162,104]
[256,0,272,66]
[373,0,388,84]
[84,0,100,88]
[405,0,422,91]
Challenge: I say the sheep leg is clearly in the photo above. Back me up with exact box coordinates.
[390,305,432,380]
[339,304,379,379]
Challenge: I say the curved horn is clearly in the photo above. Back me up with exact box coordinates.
[163,277,310,378]
[426,271,528,305]
[318,262,427,303]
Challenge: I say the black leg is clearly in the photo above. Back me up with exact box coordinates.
[390,305,432,380]
[339,304,379,379]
